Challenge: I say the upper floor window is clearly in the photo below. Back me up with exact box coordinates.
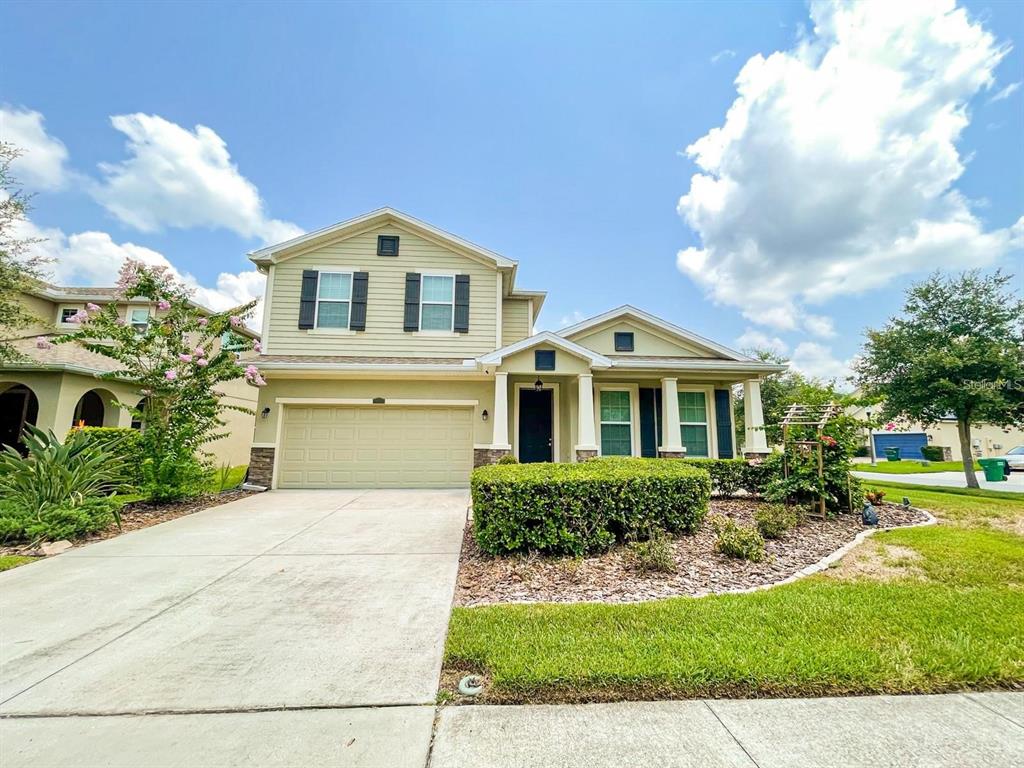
[420,274,454,331]
[377,235,400,256]
[129,307,150,333]
[220,330,246,351]
[614,331,635,352]
[59,307,80,324]
[316,272,352,329]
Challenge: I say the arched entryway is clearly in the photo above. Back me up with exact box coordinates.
[72,390,106,428]
[0,384,40,452]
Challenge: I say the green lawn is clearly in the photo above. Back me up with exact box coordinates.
[0,555,37,572]
[856,460,981,474]
[445,484,1024,702]
[863,481,1023,530]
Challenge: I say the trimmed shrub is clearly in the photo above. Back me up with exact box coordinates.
[711,515,766,562]
[681,458,748,496]
[496,453,519,465]
[625,531,677,574]
[68,426,143,484]
[754,503,800,539]
[0,497,118,544]
[141,453,211,503]
[920,445,946,462]
[471,457,712,556]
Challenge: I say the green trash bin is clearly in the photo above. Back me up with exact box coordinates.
[884,447,901,462]
[978,459,1008,482]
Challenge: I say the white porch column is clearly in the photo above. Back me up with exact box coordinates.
[575,374,597,451]
[743,379,769,455]
[491,372,511,449]
[659,377,684,454]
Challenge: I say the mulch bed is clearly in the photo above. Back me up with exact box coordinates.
[454,499,929,606]
[0,489,256,557]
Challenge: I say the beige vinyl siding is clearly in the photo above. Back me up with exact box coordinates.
[573,322,714,358]
[501,298,531,346]
[266,224,498,358]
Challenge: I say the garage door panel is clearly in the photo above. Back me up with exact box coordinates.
[278,405,474,489]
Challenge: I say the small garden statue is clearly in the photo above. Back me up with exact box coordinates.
[861,501,878,526]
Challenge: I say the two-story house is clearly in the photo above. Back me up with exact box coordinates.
[246,208,784,488]
[0,283,258,466]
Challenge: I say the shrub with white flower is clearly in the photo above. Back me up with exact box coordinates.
[55,259,264,501]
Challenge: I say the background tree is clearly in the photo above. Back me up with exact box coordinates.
[55,260,264,501]
[0,143,48,362]
[854,270,1024,488]
[734,349,851,447]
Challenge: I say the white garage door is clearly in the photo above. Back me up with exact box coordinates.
[277,405,474,488]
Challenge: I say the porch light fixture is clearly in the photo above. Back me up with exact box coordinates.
[534,378,544,391]
[261,407,271,419]
[481,409,488,422]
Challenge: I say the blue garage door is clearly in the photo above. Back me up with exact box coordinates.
[873,432,927,460]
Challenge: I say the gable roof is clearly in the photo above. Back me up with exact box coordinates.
[477,331,613,368]
[248,207,517,271]
[558,305,751,362]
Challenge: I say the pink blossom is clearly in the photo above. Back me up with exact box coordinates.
[884,422,896,432]
[179,353,193,363]
[252,374,267,387]
[197,317,209,327]
[194,346,204,356]
[243,364,260,381]
[230,315,242,327]
[35,337,52,350]
[196,358,209,367]
[165,369,178,381]
[86,302,101,312]
[68,309,89,324]
[253,341,262,353]
[157,299,171,311]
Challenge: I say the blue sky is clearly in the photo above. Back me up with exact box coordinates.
[3,0,1022,381]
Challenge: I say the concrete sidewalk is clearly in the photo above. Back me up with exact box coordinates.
[429,693,1024,768]
[853,469,1024,493]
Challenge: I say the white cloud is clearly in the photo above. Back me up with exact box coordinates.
[15,213,266,327]
[93,114,301,245]
[988,81,1021,103]
[735,328,789,355]
[558,309,586,328]
[677,0,1022,333]
[0,107,70,190]
[790,341,853,385]
[711,49,737,64]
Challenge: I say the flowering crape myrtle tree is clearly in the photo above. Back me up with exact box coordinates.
[52,259,266,501]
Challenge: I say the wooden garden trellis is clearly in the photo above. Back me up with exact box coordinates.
[780,403,843,521]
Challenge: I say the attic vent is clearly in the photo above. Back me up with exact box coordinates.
[377,235,399,256]
[614,332,634,352]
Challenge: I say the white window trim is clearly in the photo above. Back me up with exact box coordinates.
[314,270,353,331]
[513,381,560,463]
[56,304,83,327]
[677,386,717,459]
[594,383,641,457]
[419,273,456,333]
[128,307,151,333]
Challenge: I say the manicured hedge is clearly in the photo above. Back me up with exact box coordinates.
[681,457,776,497]
[66,427,142,484]
[920,445,947,462]
[471,457,711,556]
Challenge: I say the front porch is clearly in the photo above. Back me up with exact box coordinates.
[477,369,772,466]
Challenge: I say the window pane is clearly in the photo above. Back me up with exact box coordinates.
[317,301,349,328]
[421,275,454,302]
[600,390,631,422]
[601,424,632,456]
[682,425,709,457]
[130,308,149,322]
[678,391,707,423]
[421,303,453,330]
[318,272,351,301]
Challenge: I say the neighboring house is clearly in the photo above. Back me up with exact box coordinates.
[246,208,784,489]
[0,283,258,466]
[847,402,1024,461]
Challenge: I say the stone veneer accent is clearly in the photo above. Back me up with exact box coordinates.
[658,450,686,459]
[743,452,770,460]
[474,447,511,467]
[575,449,599,462]
[248,447,275,487]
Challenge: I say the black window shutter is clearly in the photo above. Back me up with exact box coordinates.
[715,389,734,458]
[298,270,318,329]
[350,272,369,331]
[454,274,470,333]
[403,273,421,332]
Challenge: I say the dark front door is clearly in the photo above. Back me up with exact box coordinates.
[519,388,553,463]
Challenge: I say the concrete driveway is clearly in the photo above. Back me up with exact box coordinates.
[0,489,467,767]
